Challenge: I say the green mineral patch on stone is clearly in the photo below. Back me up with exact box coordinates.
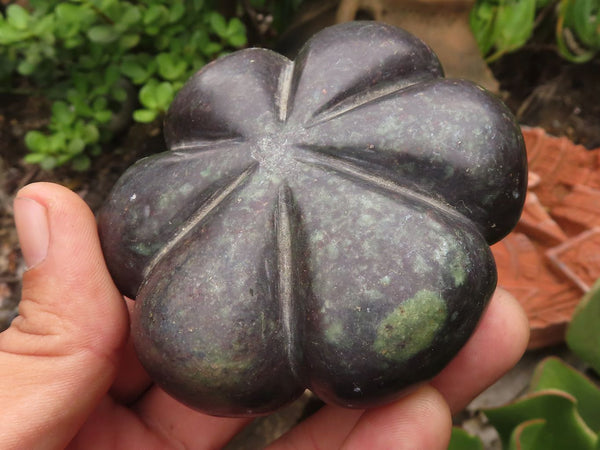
[374,289,447,361]
[449,250,468,286]
[412,253,430,275]
[178,182,194,195]
[132,241,159,256]
[325,321,344,343]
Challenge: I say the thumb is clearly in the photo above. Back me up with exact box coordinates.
[0,182,129,449]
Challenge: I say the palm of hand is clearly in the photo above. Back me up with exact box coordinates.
[0,183,528,449]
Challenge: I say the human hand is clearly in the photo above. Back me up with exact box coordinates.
[1,182,529,449]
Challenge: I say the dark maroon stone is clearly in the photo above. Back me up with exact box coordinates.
[98,22,527,416]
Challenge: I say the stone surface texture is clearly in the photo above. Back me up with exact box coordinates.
[98,22,526,416]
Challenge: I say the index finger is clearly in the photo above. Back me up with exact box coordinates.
[430,287,530,413]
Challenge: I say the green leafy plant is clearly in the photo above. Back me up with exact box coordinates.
[448,279,600,449]
[0,1,247,170]
[556,0,600,62]
[470,0,600,63]
[448,427,485,450]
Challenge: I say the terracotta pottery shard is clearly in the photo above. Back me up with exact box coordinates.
[515,192,567,247]
[494,127,600,349]
[588,152,600,189]
[551,184,600,233]
[491,233,582,349]
[524,127,600,209]
[546,228,600,293]
[528,171,541,189]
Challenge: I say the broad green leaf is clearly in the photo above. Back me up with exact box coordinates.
[491,0,536,60]
[144,5,167,26]
[7,4,29,30]
[119,33,140,49]
[120,60,148,84]
[23,152,48,164]
[154,81,174,109]
[156,53,187,81]
[94,110,112,123]
[470,1,499,55]
[55,3,82,23]
[508,419,545,450]
[209,12,228,38]
[17,60,36,76]
[156,53,174,73]
[139,79,173,110]
[51,101,75,126]
[226,18,247,47]
[228,33,247,48]
[570,0,598,47]
[556,0,581,58]
[71,98,94,117]
[133,109,158,123]
[530,357,600,432]
[24,131,48,153]
[0,21,28,44]
[80,124,100,144]
[118,5,141,29]
[47,132,66,153]
[40,155,57,171]
[484,390,596,450]
[567,279,600,375]
[226,17,246,38]
[88,25,118,44]
[68,138,85,155]
[32,13,55,37]
[139,80,159,109]
[448,427,484,450]
[169,2,186,23]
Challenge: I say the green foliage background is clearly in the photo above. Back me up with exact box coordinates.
[470,0,600,63]
[0,0,247,170]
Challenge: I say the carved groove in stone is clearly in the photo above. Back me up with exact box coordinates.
[276,184,298,378]
[170,137,245,153]
[277,61,295,123]
[142,163,259,280]
[305,75,436,128]
[295,149,467,224]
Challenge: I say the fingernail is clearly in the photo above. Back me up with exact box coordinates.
[14,197,49,270]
